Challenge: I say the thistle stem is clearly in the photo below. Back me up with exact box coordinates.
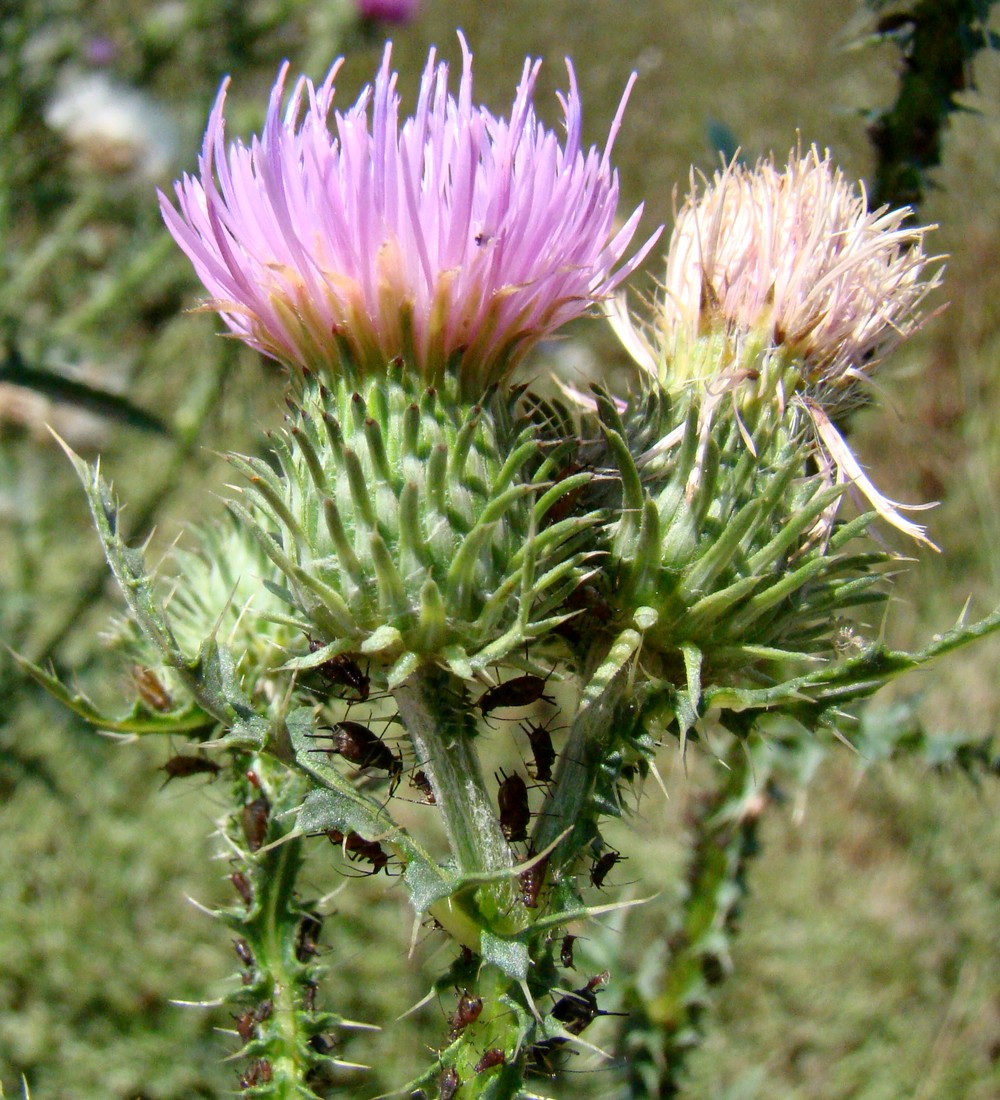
[393,665,510,876]
[533,632,638,868]
[615,738,768,1098]
[229,762,329,1098]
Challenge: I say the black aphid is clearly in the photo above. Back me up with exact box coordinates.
[590,848,624,889]
[409,768,436,804]
[449,989,483,1037]
[438,1066,459,1100]
[520,719,557,782]
[308,643,370,701]
[310,721,402,788]
[519,853,548,909]
[326,829,391,875]
[477,671,555,717]
[295,912,323,962]
[242,796,270,853]
[160,754,221,785]
[496,770,530,842]
[474,1048,506,1074]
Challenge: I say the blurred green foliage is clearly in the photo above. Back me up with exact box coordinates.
[2,0,999,1097]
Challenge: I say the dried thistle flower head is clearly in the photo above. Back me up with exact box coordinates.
[606,146,944,547]
[160,35,658,397]
[660,144,941,389]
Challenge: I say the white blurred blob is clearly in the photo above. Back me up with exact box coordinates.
[45,70,178,181]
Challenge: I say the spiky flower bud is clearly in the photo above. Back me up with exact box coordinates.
[160,36,658,397]
[229,367,596,687]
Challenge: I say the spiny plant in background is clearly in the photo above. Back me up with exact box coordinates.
[22,31,1000,1100]
[864,0,1000,209]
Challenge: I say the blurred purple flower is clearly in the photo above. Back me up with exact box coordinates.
[160,36,658,394]
[355,0,420,23]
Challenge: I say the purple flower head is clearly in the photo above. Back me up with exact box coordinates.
[160,36,659,395]
[355,0,420,23]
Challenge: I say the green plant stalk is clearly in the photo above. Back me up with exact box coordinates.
[867,0,999,209]
[250,838,313,1097]
[533,629,642,869]
[390,667,537,1097]
[615,740,767,1099]
[392,664,511,878]
[224,759,336,1099]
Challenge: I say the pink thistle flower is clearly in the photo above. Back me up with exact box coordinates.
[657,145,941,389]
[160,36,658,396]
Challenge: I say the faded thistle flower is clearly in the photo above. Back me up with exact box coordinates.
[611,145,941,398]
[607,145,942,545]
[161,36,657,397]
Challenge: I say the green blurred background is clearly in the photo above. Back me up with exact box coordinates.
[1,1,998,1097]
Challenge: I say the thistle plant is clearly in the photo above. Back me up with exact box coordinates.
[25,35,1000,1100]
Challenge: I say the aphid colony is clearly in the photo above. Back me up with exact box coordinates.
[298,657,571,881]
[157,647,627,1086]
[157,653,631,901]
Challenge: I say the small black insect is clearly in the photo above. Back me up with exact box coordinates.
[131,665,172,711]
[233,1009,256,1044]
[519,853,548,909]
[239,1058,272,1087]
[232,1000,270,1045]
[242,796,270,853]
[560,934,577,969]
[409,768,436,804]
[477,672,555,718]
[449,989,483,1037]
[590,848,624,889]
[496,770,530,843]
[326,829,392,875]
[160,754,221,786]
[550,971,623,1036]
[230,871,253,907]
[520,719,557,783]
[296,912,323,962]
[233,937,255,969]
[308,1033,336,1055]
[474,1048,506,1074]
[308,642,370,701]
[438,1066,460,1100]
[309,722,402,789]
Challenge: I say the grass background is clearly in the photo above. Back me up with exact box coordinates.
[1,1,998,1096]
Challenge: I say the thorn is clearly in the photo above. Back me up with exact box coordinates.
[397,986,437,1022]
[184,894,220,919]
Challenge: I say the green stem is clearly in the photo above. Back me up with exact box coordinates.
[615,738,768,1098]
[229,761,331,1099]
[533,629,640,868]
[393,664,510,875]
